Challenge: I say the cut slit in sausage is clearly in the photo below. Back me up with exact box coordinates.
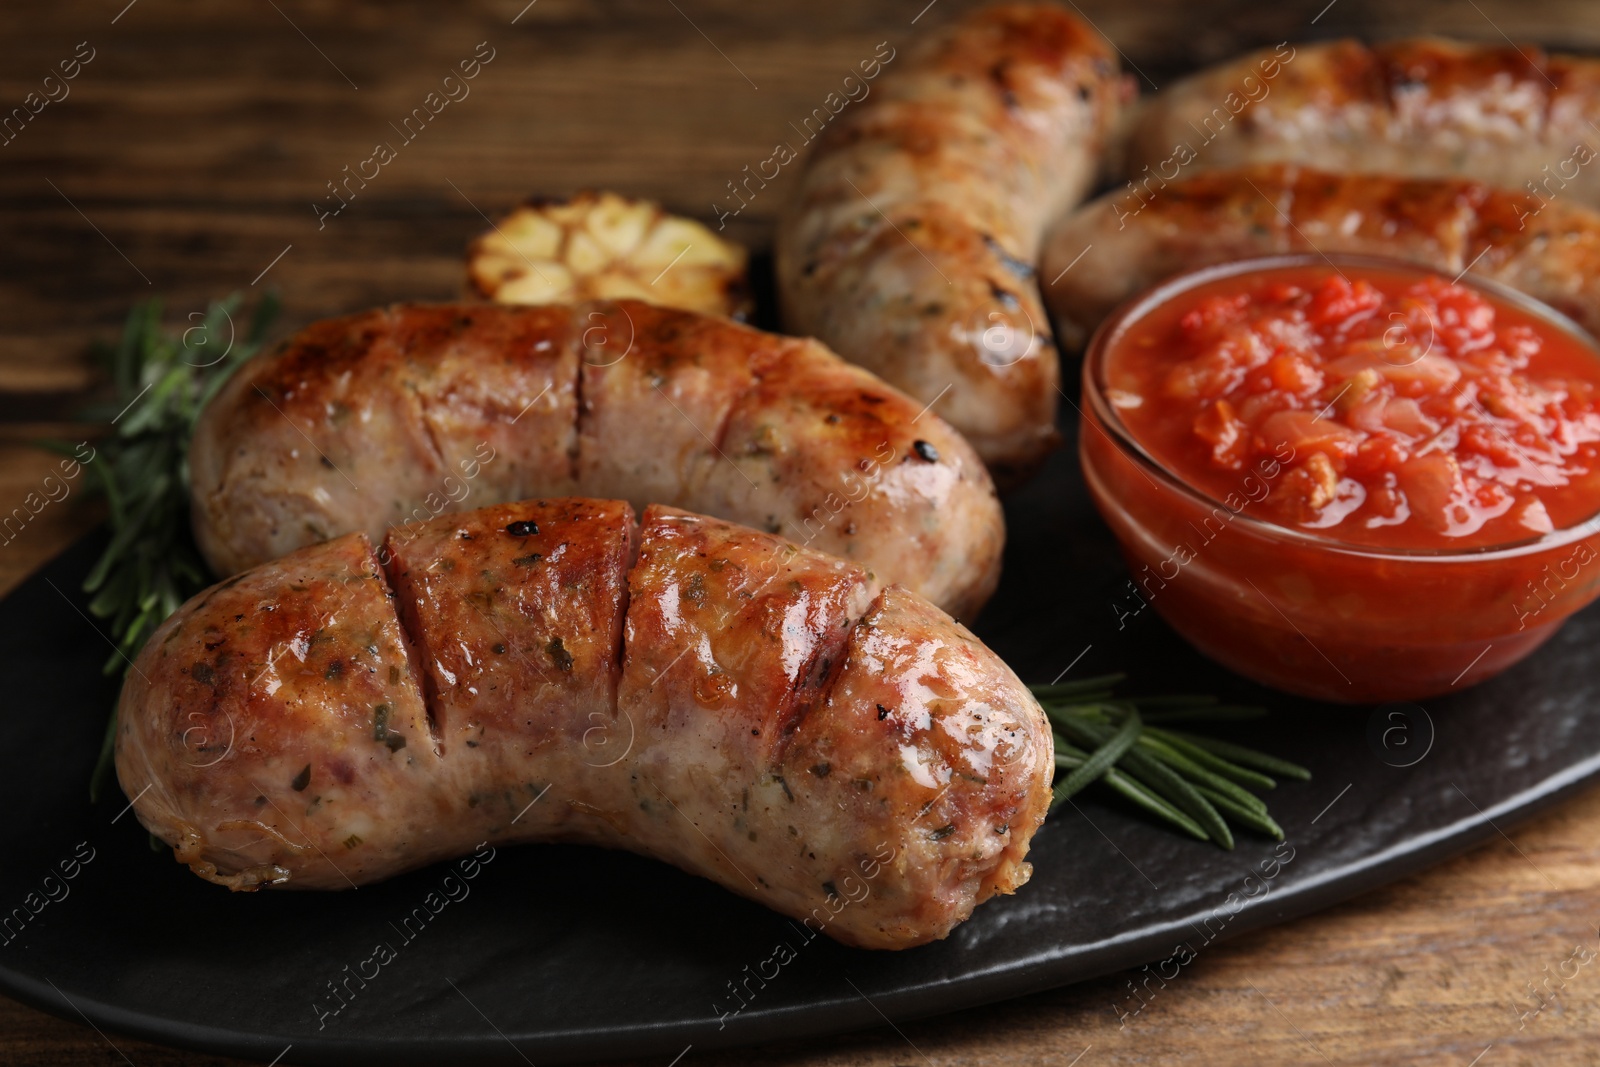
[190,300,1003,621]
[117,499,1052,950]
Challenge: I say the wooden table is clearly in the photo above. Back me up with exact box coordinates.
[4,1,1599,1063]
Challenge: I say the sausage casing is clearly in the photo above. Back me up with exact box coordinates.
[1124,38,1600,203]
[189,300,1002,620]
[116,499,1052,949]
[1041,163,1600,349]
[775,3,1126,484]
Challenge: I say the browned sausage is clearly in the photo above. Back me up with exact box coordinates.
[1125,38,1600,203]
[189,300,1003,620]
[1041,163,1600,350]
[776,3,1127,484]
[116,498,1053,950]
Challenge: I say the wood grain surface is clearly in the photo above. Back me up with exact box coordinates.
[4,1,1600,1064]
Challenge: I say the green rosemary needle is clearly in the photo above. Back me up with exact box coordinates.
[46,293,279,799]
[1032,677,1309,848]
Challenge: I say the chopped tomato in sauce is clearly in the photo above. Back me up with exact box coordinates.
[1105,266,1600,548]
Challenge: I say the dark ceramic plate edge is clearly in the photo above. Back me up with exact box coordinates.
[2,669,1593,1067]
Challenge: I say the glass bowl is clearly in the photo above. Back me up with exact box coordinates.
[1079,254,1600,703]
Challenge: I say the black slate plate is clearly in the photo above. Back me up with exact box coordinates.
[3,415,1600,1066]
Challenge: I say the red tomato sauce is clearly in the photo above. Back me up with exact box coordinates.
[1104,264,1600,549]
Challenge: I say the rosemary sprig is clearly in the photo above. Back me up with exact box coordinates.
[49,293,280,799]
[1033,674,1309,849]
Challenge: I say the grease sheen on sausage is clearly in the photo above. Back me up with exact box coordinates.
[116,499,1052,950]
[1041,163,1600,349]
[775,3,1126,484]
[189,300,1002,621]
[1125,37,1600,202]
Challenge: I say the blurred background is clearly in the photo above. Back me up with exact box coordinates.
[2,0,1597,360]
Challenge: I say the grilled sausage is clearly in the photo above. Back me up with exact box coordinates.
[774,3,1127,485]
[189,300,1002,621]
[115,498,1052,950]
[1041,163,1600,349]
[1124,37,1600,202]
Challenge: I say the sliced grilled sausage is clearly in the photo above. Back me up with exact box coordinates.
[1041,163,1600,350]
[775,3,1127,484]
[116,499,1052,950]
[1124,37,1600,202]
[189,300,1002,620]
